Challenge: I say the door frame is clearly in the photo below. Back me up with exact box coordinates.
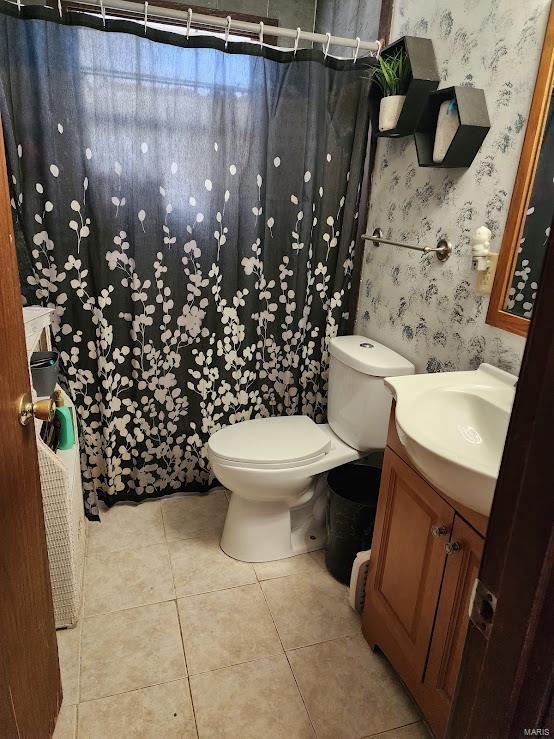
[448,222,554,736]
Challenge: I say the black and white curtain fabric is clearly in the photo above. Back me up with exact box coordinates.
[0,4,372,518]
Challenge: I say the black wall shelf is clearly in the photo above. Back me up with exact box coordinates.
[372,36,440,139]
[414,86,491,168]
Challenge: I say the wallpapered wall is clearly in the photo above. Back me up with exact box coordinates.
[355,0,551,374]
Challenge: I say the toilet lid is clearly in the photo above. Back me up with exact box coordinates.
[208,416,332,466]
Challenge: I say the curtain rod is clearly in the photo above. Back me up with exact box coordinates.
[50,1,381,53]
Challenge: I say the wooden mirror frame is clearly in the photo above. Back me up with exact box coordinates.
[487,5,553,338]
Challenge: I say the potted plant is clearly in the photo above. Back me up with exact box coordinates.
[373,49,411,132]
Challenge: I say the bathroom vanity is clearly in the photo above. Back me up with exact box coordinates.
[362,407,487,739]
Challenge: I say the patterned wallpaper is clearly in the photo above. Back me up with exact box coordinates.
[355,0,551,374]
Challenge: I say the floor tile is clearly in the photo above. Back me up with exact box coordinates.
[53,703,76,739]
[87,500,164,555]
[254,550,325,581]
[162,490,228,542]
[84,542,174,616]
[364,722,431,738]
[78,679,197,738]
[80,601,186,701]
[288,634,419,739]
[178,583,282,674]
[56,623,81,705]
[190,654,314,739]
[261,570,360,649]
[168,534,256,597]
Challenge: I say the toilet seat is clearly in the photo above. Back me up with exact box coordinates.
[208,416,332,470]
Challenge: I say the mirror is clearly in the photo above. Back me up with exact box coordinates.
[487,8,553,337]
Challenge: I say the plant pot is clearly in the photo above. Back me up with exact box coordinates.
[379,95,406,132]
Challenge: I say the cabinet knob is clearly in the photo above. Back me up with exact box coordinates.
[431,524,449,538]
[445,541,462,555]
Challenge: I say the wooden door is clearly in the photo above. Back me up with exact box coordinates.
[424,515,484,737]
[362,449,454,682]
[0,121,62,734]
[449,220,554,736]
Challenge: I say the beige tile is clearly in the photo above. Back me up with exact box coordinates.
[53,703,76,739]
[364,722,431,738]
[80,601,186,701]
[78,679,197,738]
[178,583,282,674]
[84,542,174,616]
[190,655,314,739]
[288,634,419,739]
[162,491,228,542]
[168,534,256,597]
[87,500,164,555]
[254,550,325,581]
[261,570,360,649]
[56,623,81,705]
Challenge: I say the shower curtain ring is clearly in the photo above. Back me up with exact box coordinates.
[353,36,360,63]
[259,21,264,48]
[224,15,231,49]
[143,0,148,34]
[100,0,105,27]
[293,27,301,56]
[186,8,192,40]
[323,32,331,59]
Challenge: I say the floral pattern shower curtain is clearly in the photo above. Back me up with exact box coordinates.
[0,4,372,518]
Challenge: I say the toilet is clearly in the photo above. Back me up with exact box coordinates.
[208,336,414,562]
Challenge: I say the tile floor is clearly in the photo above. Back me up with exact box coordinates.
[54,489,431,739]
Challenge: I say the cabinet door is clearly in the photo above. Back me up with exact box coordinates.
[362,449,455,681]
[423,515,484,736]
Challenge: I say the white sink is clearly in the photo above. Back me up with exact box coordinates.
[385,364,517,517]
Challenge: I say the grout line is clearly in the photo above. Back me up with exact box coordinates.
[83,592,177,620]
[174,597,200,738]
[258,578,319,738]
[284,630,364,655]
[360,719,426,738]
[77,675,192,707]
[187,644,286,679]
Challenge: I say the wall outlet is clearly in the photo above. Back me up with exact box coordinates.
[476,253,498,294]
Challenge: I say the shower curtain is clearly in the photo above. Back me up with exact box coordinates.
[0,2,373,518]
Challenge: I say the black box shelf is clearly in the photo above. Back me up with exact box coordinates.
[372,36,440,139]
[414,86,491,167]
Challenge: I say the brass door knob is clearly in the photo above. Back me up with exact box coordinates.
[445,542,462,555]
[431,525,449,538]
[19,393,56,426]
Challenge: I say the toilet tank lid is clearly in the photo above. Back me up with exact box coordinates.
[329,336,415,377]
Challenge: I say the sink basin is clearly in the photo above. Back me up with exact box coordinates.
[385,364,517,517]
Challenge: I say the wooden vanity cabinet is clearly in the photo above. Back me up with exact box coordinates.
[362,411,487,739]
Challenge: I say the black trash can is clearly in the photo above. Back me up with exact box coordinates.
[325,460,381,584]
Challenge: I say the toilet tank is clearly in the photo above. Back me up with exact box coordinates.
[327,336,415,452]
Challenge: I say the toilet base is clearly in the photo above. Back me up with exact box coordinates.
[220,481,327,563]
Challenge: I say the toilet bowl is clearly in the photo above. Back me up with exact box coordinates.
[208,335,414,562]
